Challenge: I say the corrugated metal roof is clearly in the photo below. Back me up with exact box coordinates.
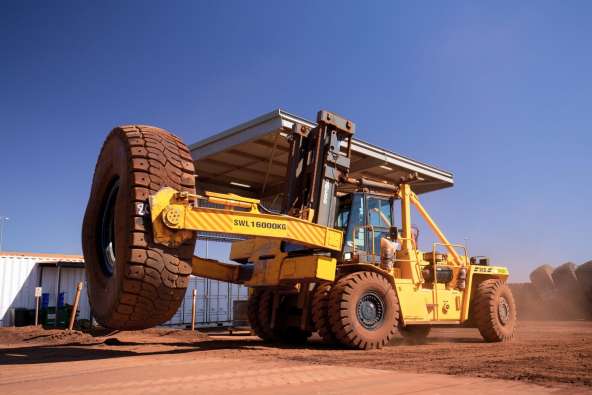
[0,251,84,263]
[190,109,454,202]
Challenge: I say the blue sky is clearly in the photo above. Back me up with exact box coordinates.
[1,1,590,281]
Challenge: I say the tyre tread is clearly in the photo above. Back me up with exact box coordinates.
[84,125,196,329]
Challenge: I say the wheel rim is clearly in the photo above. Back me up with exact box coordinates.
[98,178,119,277]
[356,291,385,330]
[498,296,511,325]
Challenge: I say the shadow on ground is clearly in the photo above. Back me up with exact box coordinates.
[0,333,486,366]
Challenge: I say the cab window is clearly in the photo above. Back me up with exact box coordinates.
[367,197,393,260]
[368,197,392,228]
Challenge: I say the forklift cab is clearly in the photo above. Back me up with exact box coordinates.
[336,192,395,263]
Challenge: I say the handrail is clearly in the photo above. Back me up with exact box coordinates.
[430,242,468,320]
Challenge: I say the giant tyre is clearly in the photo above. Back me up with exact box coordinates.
[311,282,338,344]
[328,271,399,350]
[82,125,197,329]
[529,264,555,297]
[471,279,516,342]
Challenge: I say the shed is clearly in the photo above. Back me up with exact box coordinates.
[0,252,88,326]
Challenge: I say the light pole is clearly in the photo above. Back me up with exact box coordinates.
[0,216,9,252]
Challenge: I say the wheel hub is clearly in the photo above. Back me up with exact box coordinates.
[98,178,119,277]
[356,292,385,330]
[498,296,511,325]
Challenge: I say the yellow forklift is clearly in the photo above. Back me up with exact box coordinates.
[82,110,516,349]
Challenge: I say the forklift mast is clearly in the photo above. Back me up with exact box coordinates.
[282,111,355,227]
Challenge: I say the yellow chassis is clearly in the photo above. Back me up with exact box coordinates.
[150,187,340,287]
[148,185,510,325]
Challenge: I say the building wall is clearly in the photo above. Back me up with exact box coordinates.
[0,255,89,326]
[0,256,38,326]
[0,242,249,327]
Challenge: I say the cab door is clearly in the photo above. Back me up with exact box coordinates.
[365,195,393,263]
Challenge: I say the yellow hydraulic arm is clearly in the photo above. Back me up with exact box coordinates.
[149,187,343,252]
[399,183,464,267]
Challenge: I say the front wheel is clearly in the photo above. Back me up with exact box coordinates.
[471,279,517,342]
[328,271,399,349]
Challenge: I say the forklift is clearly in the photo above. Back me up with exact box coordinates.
[82,110,516,349]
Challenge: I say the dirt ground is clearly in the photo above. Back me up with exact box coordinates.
[0,321,591,394]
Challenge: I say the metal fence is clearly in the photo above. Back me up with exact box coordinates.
[165,238,249,327]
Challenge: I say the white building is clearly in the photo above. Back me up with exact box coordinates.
[0,243,248,328]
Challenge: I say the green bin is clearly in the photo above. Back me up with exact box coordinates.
[41,305,74,328]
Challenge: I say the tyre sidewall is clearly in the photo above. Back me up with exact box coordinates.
[82,131,132,324]
[490,282,517,339]
[343,274,398,345]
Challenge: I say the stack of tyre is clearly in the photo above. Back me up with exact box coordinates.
[510,261,592,320]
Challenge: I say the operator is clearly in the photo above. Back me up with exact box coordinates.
[380,227,399,271]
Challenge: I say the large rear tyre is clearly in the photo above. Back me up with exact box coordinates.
[82,125,197,329]
[256,289,277,341]
[311,282,338,344]
[247,289,271,340]
[471,279,516,342]
[328,271,399,350]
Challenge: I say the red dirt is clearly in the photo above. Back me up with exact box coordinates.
[0,321,590,392]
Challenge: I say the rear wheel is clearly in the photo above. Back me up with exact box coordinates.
[311,282,338,344]
[257,289,278,341]
[247,289,271,340]
[328,271,399,349]
[82,125,196,329]
[471,279,516,342]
